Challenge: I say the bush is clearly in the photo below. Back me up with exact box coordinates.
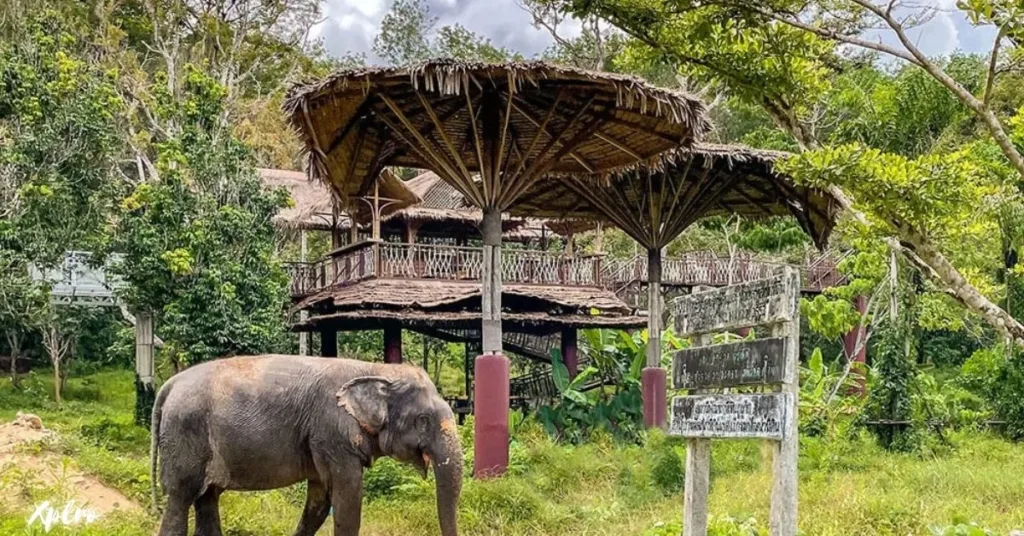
[959,345,1024,440]
[363,458,420,502]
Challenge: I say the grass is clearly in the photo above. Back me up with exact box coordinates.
[2,367,1024,535]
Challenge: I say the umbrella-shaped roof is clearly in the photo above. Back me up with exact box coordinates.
[507,144,840,249]
[285,59,711,210]
[261,167,419,228]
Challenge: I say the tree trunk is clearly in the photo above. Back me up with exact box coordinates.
[6,331,21,389]
[898,224,1024,345]
[53,359,62,407]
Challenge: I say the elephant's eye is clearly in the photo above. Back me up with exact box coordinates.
[415,414,431,434]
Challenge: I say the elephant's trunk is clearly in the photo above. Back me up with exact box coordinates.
[431,423,463,536]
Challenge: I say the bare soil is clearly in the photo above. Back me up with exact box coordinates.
[0,412,142,515]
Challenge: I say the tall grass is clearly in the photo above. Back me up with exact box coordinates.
[2,368,1024,535]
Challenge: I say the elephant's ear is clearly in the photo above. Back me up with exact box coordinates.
[336,376,393,435]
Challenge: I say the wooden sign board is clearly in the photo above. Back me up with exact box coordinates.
[673,337,789,390]
[669,393,793,441]
[674,273,795,336]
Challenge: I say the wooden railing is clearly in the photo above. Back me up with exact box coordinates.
[286,241,377,298]
[286,242,603,299]
[603,252,845,293]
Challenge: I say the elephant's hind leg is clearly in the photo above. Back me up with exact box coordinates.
[194,487,223,536]
[293,479,330,536]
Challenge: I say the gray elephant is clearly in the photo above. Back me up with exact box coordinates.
[149,354,463,536]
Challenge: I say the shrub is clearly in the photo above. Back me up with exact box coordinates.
[363,458,419,502]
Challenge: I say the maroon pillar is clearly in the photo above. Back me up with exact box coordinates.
[843,295,868,395]
[641,367,667,428]
[560,327,578,379]
[473,352,509,478]
[321,330,337,358]
[384,324,402,364]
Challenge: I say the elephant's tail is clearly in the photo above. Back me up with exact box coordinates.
[150,380,172,514]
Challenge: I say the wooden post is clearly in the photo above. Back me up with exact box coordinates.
[671,270,800,536]
[560,327,578,379]
[321,329,338,358]
[299,229,309,357]
[843,295,868,395]
[770,267,800,536]
[384,323,402,364]
[683,287,713,536]
[642,246,666,428]
[480,207,503,354]
[475,205,509,478]
[134,311,155,428]
[372,181,381,241]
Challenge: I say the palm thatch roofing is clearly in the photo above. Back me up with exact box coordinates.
[507,143,840,249]
[284,59,711,211]
[295,279,633,316]
[260,167,419,229]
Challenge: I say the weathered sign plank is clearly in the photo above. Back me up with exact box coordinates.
[669,393,793,440]
[673,337,789,390]
[674,272,795,336]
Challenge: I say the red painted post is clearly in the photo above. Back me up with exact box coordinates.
[560,327,578,379]
[843,295,868,395]
[473,352,509,478]
[384,323,402,364]
[641,367,667,428]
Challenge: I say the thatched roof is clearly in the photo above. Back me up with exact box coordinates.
[261,168,420,229]
[507,143,840,249]
[284,59,711,211]
[293,310,646,333]
[296,279,633,315]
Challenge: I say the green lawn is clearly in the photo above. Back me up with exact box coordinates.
[1,368,1023,535]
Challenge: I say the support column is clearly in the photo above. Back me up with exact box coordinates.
[299,230,309,356]
[475,206,509,478]
[843,295,868,395]
[480,207,503,353]
[384,323,402,364]
[134,311,155,428]
[642,247,667,428]
[321,329,337,358]
[560,327,578,379]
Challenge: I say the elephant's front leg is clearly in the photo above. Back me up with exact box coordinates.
[329,461,365,536]
[293,479,330,536]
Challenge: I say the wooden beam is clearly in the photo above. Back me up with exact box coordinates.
[511,97,602,171]
[463,76,491,205]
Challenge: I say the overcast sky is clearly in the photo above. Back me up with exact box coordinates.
[312,0,998,65]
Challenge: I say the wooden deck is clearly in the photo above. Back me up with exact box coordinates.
[285,242,845,300]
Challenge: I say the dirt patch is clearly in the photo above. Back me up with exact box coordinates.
[0,412,142,516]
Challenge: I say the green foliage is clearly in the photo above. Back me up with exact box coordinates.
[960,345,1024,440]
[801,295,860,340]
[536,348,638,444]
[928,521,995,536]
[109,66,291,367]
[866,321,919,451]
[373,0,516,65]
[363,458,422,502]
[799,348,864,439]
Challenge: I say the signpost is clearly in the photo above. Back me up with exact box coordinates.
[670,267,800,536]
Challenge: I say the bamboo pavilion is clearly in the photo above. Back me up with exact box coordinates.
[284,59,839,476]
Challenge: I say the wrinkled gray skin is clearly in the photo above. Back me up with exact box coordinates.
[150,355,462,536]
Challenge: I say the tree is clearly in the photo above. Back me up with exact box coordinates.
[373,0,517,66]
[0,9,125,398]
[109,66,292,369]
[547,0,1024,348]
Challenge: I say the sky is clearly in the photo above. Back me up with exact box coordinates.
[312,0,998,65]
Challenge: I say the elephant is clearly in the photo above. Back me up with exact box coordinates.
[149,354,463,536]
